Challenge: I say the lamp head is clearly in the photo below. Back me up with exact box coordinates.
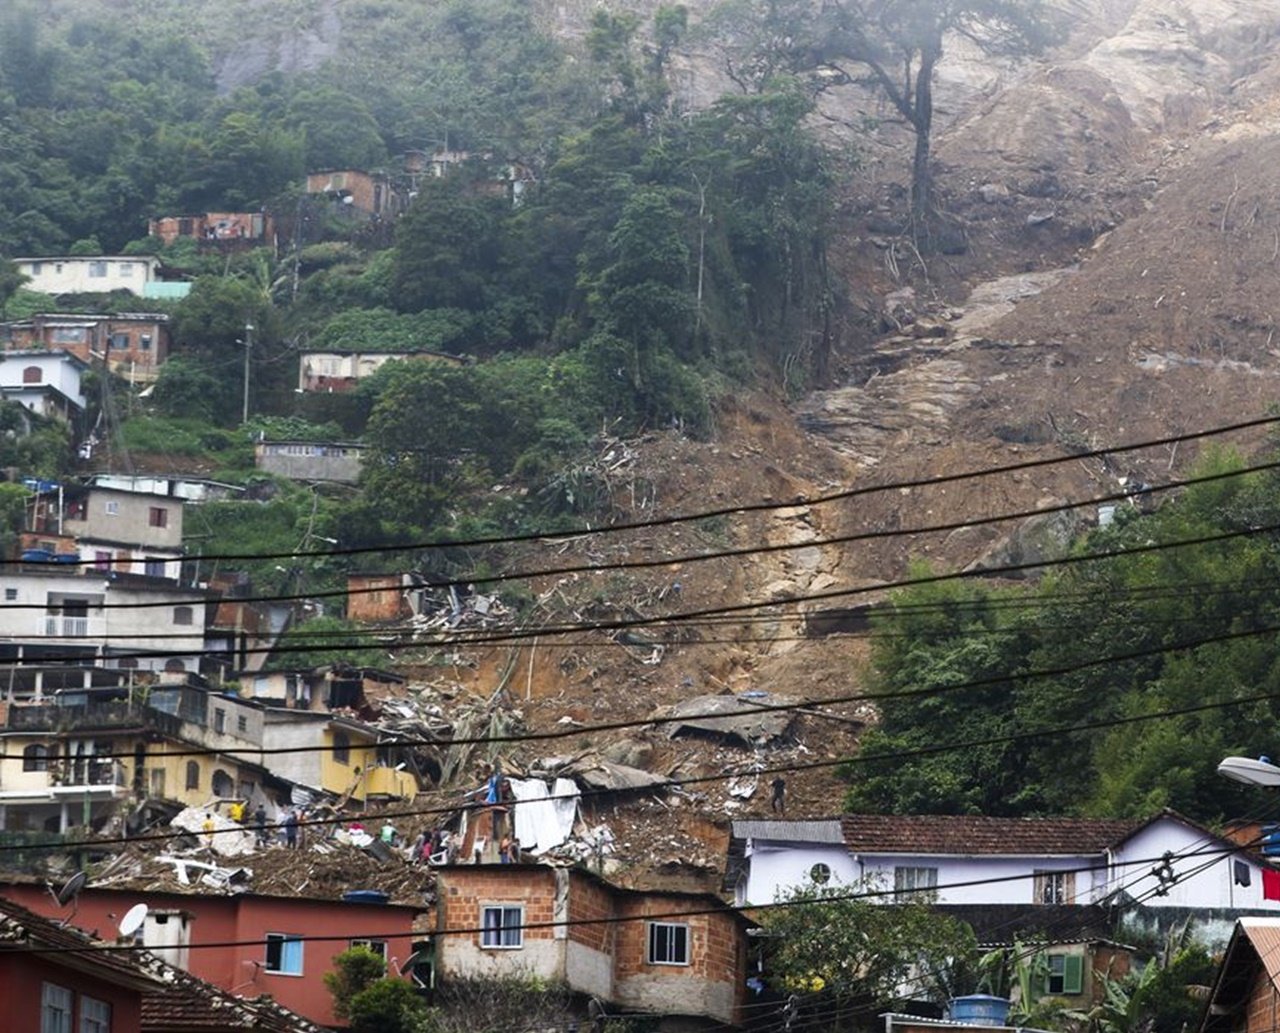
[1218,756,1280,787]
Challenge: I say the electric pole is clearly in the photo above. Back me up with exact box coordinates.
[242,321,254,424]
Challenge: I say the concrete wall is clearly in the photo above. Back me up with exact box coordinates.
[742,841,860,904]
[64,488,184,550]
[1109,819,1280,912]
[856,852,1106,906]
[15,256,158,295]
[255,441,365,483]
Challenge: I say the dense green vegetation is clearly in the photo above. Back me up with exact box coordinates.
[0,1,837,561]
[844,451,1280,824]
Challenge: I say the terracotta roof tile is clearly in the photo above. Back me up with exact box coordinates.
[841,814,1140,855]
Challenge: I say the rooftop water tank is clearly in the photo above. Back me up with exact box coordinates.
[950,995,1011,1026]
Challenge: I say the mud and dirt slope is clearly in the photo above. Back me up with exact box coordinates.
[448,1,1280,891]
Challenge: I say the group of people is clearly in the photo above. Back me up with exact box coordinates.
[216,800,304,849]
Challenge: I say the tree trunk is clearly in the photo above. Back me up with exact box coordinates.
[909,46,939,224]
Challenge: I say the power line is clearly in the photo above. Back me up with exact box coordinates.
[8,684,1280,855]
[8,837,1266,958]
[23,414,1280,573]
[14,448,1280,613]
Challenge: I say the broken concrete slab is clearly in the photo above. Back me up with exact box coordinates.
[665,694,795,746]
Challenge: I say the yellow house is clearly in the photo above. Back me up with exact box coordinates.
[263,711,417,804]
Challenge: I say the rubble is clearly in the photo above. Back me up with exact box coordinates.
[665,693,796,746]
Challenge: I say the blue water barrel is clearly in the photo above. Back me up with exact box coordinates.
[950,996,1012,1026]
[342,890,390,905]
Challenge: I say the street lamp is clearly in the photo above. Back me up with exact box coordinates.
[1218,755,1280,787]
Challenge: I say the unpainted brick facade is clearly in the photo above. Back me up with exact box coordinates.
[435,864,748,1026]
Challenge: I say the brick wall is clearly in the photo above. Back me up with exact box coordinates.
[567,869,615,952]
[1244,970,1280,1032]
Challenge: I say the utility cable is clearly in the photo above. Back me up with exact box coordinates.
[25,413,1280,569]
[11,605,1280,766]
[8,684,1280,854]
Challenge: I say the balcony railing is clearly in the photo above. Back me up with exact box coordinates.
[41,615,97,638]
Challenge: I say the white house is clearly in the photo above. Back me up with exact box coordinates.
[0,350,87,421]
[730,812,1280,948]
[13,256,160,295]
[0,568,209,675]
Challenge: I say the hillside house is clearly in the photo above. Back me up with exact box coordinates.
[13,255,160,295]
[0,675,279,833]
[0,349,87,422]
[305,168,403,218]
[1,312,170,382]
[297,348,464,392]
[0,884,419,1029]
[86,473,242,504]
[730,812,1280,948]
[434,864,750,1029]
[0,897,164,1033]
[0,567,209,673]
[346,572,429,622]
[149,211,273,248]
[254,439,365,483]
[28,482,185,580]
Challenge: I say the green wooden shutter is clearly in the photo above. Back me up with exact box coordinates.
[1062,955,1084,994]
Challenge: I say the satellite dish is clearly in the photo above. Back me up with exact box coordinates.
[53,871,87,907]
[118,903,148,939]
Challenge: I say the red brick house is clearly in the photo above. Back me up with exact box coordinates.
[1202,917,1280,1033]
[434,864,750,1028]
[1,883,423,1028]
[2,312,171,382]
[149,212,273,249]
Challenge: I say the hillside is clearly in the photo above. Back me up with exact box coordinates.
[10,0,1280,892]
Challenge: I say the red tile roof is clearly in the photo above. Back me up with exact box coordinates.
[841,814,1140,855]
[139,966,325,1033]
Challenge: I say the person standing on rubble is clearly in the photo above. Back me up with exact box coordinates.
[284,809,299,848]
[253,803,268,846]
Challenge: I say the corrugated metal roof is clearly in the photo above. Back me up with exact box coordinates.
[732,819,846,844]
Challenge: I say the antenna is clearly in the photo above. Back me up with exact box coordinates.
[49,871,87,926]
[118,903,148,940]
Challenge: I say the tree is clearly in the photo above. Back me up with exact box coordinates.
[716,0,1057,223]
[0,259,27,317]
[325,945,388,1021]
[763,881,976,1029]
[326,946,435,1033]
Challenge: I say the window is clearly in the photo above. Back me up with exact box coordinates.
[109,333,128,350]
[237,714,247,734]
[351,938,388,960]
[41,983,72,1033]
[647,922,690,966]
[52,328,86,344]
[23,743,55,772]
[185,761,199,790]
[1033,870,1074,905]
[214,708,226,733]
[140,334,152,351]
[145,558,166,578]
[88,261,107,277]
[150,768,165,798]
[265,933,304,974]
[94,551,112,571]
[148,507,168,528]
[4,588,16,601]
[23,365,42,384]
[80,996,111,1033]
[332,731,350,764]
[1046,953,1084,995]
[119,263,133,277]
[173,605,193,625]
[481,905,523,948]
[894,866,939,897]
[104,501,119,516]
[809,863,832,885]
